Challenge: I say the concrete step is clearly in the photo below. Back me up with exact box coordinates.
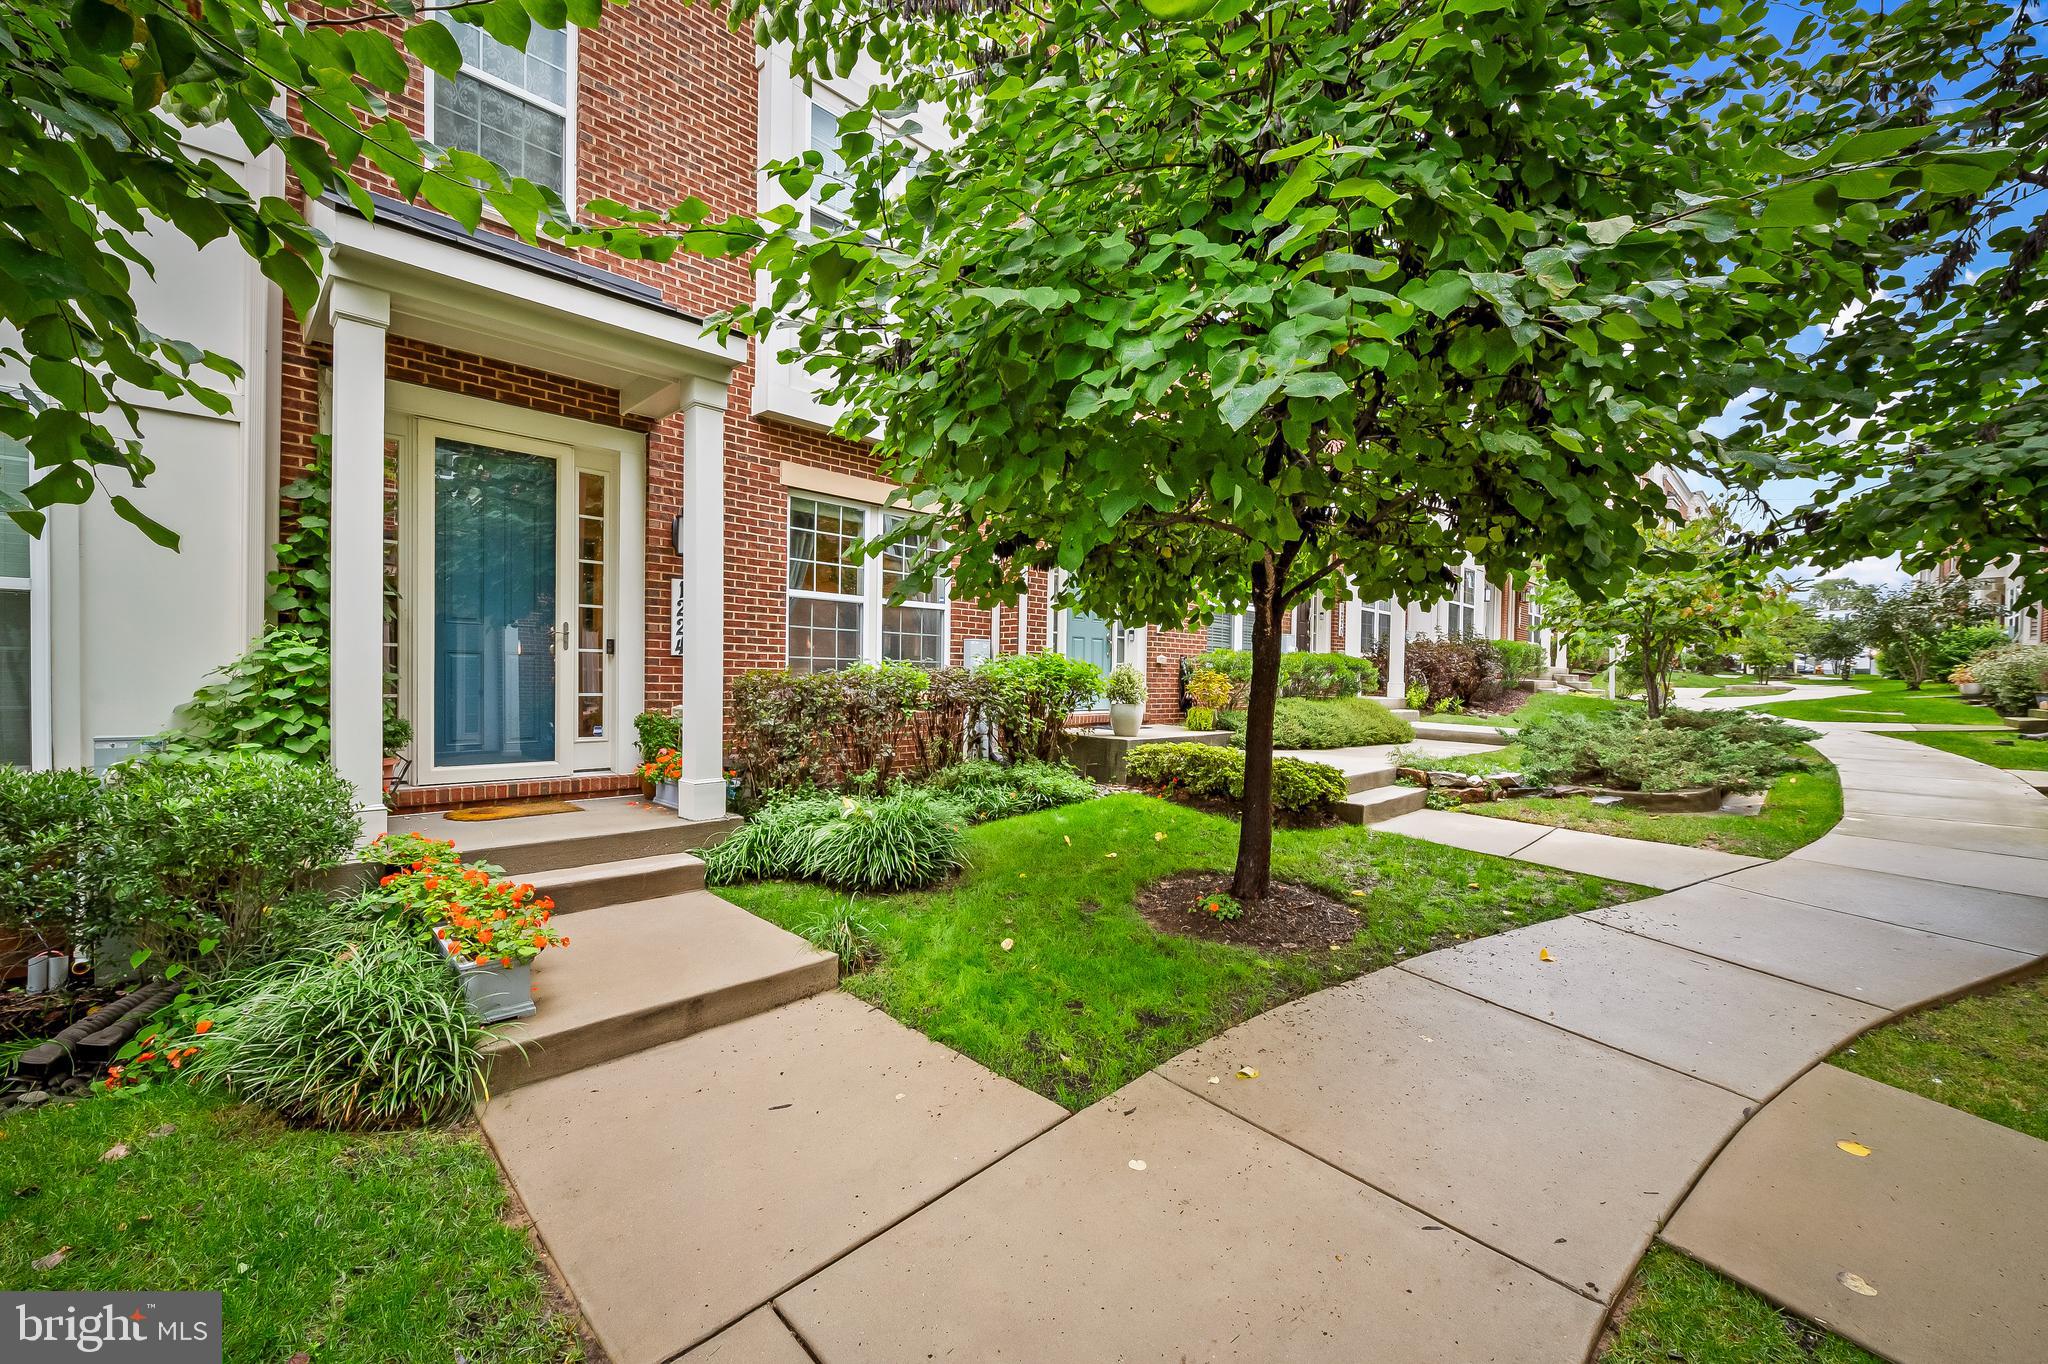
[539,851,707,914]
[2027,708,2048,720]
[483,890,837,1095]
[474,811,739,876]
[1388,708,1424,721]
[1410,721,1516,747]
[2004,716,2048,734]
[1344,766,1395,795]
[1338,785,1428,825]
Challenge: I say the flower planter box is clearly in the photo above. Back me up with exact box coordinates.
[652,779,679,810]
[434,933,536,1024]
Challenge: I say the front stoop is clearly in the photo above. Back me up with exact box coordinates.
[2003,715,2048,734]
[483,890,837,1095]
[1409,720,1515,746]
[1067,725,1232,782]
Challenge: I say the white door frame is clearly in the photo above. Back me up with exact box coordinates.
[389,382,644,787]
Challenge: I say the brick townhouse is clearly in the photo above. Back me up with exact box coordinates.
[0,1,1537,832]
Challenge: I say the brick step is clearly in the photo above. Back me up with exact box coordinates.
[538,852,706,915]
[1408,721,1516,747]
[1337,785,1428,825]
[2004,716,2048,735]
[483,890,837,1095]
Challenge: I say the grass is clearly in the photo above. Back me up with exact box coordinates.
[1606,975,2048,1362]
[1602,1245,1883,1364]
[1702,683,1793,697]
[1431,691,1620,729]
[1394,743,1526,777]
[721,793,1641,1108]
[1465,751,1841,858]
[1668,670,1750,689]
[0,1085,584,1362]
[1758,677,2002,726]
[1894,728,2048,770]
[1830,973,2048,1140]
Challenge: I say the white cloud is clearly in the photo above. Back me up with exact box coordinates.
[1823,556,1910,589]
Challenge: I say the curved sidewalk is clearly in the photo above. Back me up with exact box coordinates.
[743,730,2048,1363]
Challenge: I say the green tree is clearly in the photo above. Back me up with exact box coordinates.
[1732,0,2045,594]
[694,0,1986,901]
[1854,578,1992,688]
[0,0,661,545]
[1532,520,1773,717]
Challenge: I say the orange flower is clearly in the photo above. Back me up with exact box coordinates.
[473,954,490,966]
[499,956,513,968]
[193,1019,213,1034]
[137,1051,155,1062]
[478,928,495,945]
[168,1056,182,1069]
[559,936,571,947]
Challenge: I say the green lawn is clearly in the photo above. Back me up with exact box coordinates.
[1603,1245,1883,1364]
[721,793,1640,1108]
[1702,683,1793,698]
[1667,671,1749,690]
[1433,691,1620,729]
[0,1086,584,1362]
[1894,728,2048,770]
[1466,752,1841,858]
[1758,677,2001,726]
[1831,973,2048,1140]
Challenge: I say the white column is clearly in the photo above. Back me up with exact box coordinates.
[1311,594,1332,652]
[676,376,729,821]
[1383,599,1407,706]
[325,280,390,841]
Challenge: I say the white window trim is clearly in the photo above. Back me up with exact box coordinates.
[423,28,579,210]
[786,493,949,672]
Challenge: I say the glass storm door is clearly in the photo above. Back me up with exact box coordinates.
[432,436,562,773]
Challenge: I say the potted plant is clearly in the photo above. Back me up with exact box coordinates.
[642,747,683,808]
[382,713,412,792]
[1950,662,1983,698]
[1104,663,1145,737]
[634,710,682,795]
[374,855,567,1023]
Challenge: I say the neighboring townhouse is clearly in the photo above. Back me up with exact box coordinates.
[0,6,1536,826]
[1918,559,2044,646]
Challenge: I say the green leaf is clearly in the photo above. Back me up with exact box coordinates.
[403,21,465,78]
[1583,215,1634,245]
[1399,272,1472,318]
[1218,376,1281,429]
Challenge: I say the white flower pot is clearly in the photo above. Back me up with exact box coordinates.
[436,934,537,1024]
[1958,681,1983,697]
[1109,701,1142,738]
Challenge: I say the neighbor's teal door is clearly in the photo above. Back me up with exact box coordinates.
[433,437,560,769]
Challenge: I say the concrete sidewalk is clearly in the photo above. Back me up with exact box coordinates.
[504,731,2048,1363]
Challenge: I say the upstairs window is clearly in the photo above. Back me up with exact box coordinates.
[431,26,572,198]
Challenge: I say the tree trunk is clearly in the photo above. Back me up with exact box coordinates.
[1230,566,1286,905]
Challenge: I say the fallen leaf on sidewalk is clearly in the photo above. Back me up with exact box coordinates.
[1206,1076,1220,1085]
[100,1144,130,1163]
[1128,1160,1147,1171]
[1539,949,1553,962]
[1236,1067,1259,1079]
[1836,1140,1872,1157]
[1837,1270,1878,1296]
[32,1246,68,1271]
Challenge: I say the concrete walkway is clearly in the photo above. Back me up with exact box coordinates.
[1373,807,1766,889]
[502,732,2048,1363]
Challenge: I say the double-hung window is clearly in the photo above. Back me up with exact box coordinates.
[1445,568,1483,637]
[1206,607,1301,653]
[1357,599,1393,656]
[431,26,572,199]
[787,495,947,673]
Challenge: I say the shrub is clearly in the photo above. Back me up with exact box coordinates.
[728,663,935,796]
[0,767,105,950]
[706,789,966,891]
[633,709,681,760]
[1122,743,1346,814]
[1184,650,1378,703]
[1494,639,1544,687]
[1404,636,1504,708]
[1930,624,2015,679]
[1104,663,1144,707]
[160,624,331,759]
[1973,645,2048,713]
[1516,706,1819,793]
[1265,696,1415,749]
[924,759,1095,823]
[1185,668,1234,714]
[189,910,488,1129]
[98,751,361,964]
[973,652,1104,762]
[1183,706,1218,731]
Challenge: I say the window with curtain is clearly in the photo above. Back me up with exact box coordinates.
[787,495,947,672]
[432,27,571,197]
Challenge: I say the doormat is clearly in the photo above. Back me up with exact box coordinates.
[444,800,584,821]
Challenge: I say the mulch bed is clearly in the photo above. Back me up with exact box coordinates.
[1135,871,1360,951]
